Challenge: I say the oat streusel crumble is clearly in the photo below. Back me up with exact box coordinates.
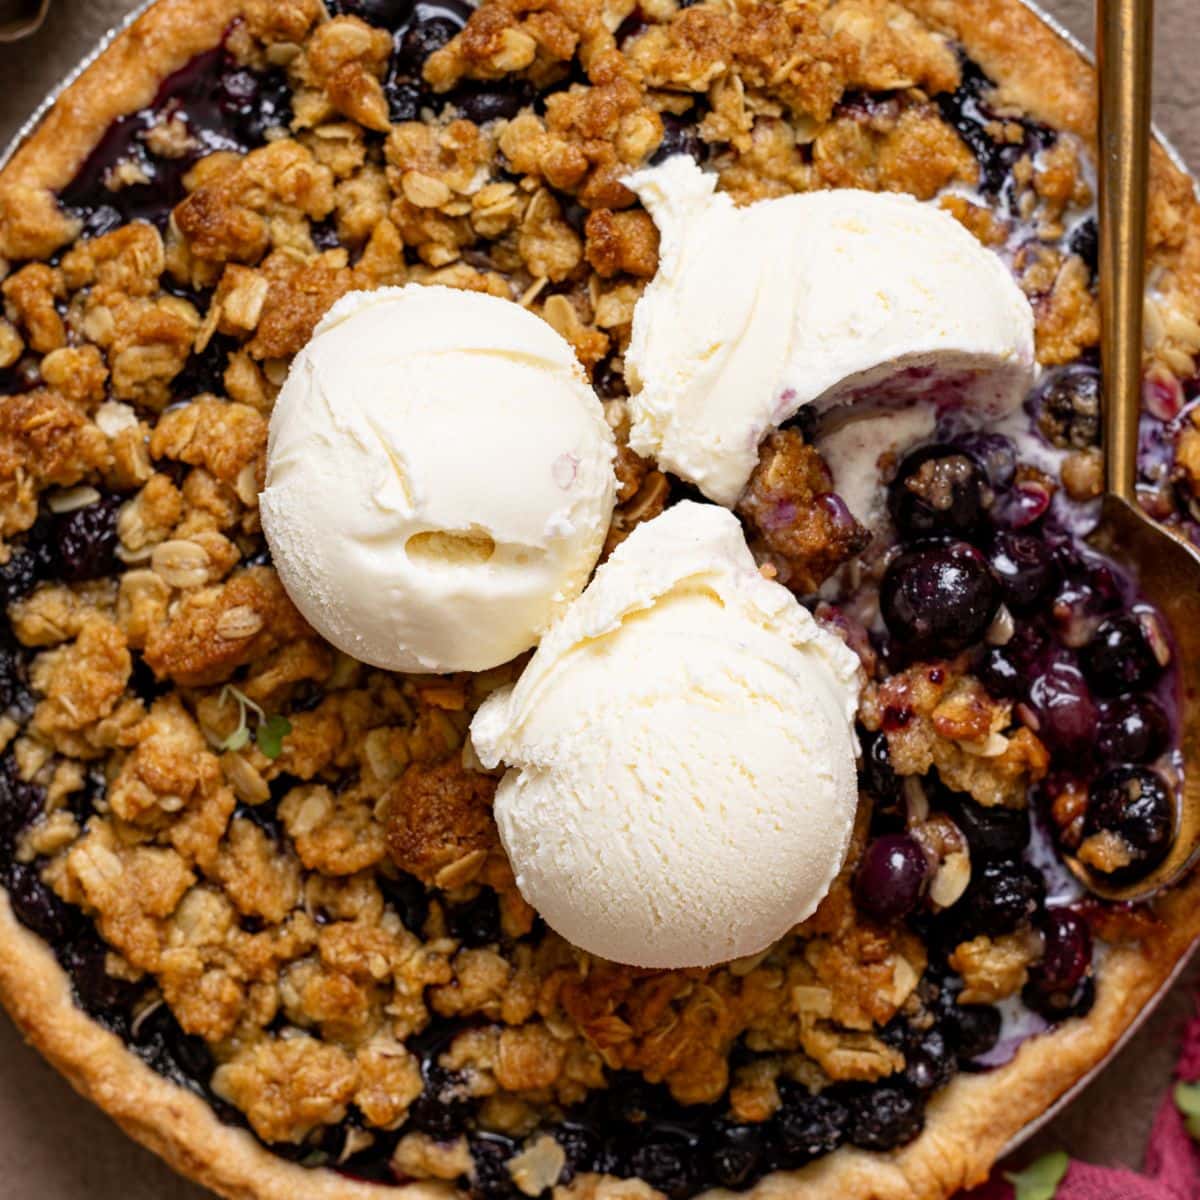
[2,0,1200,1197]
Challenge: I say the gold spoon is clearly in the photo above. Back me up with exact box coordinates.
[1074,0,1200,900]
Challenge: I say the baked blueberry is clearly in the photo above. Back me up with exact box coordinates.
[953,859,1045,937]
[888,445,989,539]
[709,1119,765,1189]
[987,531,1057,613]
[1035,364,1102,449]
[1030,908,1092,993]
[855,834,929,921]
[53,495,123,582]
[1097,695,1171,764]
[1081,613,1167,697]
[844,1084,925,1151]
[775,1087,847,1162]
[629,1129,698,1200]
[1084,767,1174,875]
[1028,659,1098,754]
[949,793,1030,860]
[880,541,1001,658]
[942,1001,1002,1061]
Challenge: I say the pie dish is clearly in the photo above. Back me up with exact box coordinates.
[2,1,1200,1199]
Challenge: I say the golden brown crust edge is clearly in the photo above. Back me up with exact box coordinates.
[0,1,1197,1198]
[0,0,244,260]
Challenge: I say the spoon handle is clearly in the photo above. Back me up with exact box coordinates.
[1097,0,1154,503]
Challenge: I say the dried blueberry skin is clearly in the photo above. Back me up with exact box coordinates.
[774,1087,847,1163]
[709,1120,765,1190]
[844,1083,925,1152]
[52,495,123,583]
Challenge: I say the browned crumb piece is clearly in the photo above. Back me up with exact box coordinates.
[584,209,660,279]
[738,430,869,595]
[949,931,1041,1004]
[861,664,1050,808]
[0,389,110,537]
[246,251,354,360]
[211,1033,357,1144]
[143,567,311,686]
[383,758,499,887]
[1076,830,1135,875]
[2,263,66,353]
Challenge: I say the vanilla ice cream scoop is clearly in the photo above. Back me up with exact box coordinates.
[260,286,616,674]
[470,502,861,969]
[625,157,1037,507]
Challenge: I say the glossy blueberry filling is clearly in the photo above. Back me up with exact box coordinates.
[59,47,294,242]
[0,24,1187,1198]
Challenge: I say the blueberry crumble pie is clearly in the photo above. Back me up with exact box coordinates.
[2,1,1200,1199]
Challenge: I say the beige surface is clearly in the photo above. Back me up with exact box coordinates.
[1,1,1199,1197]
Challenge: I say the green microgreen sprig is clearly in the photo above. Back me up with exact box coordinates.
[1004,1151,1069,1200]
[218,686,292,760]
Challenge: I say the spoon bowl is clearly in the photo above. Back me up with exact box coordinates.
[1079,493,1200,900]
